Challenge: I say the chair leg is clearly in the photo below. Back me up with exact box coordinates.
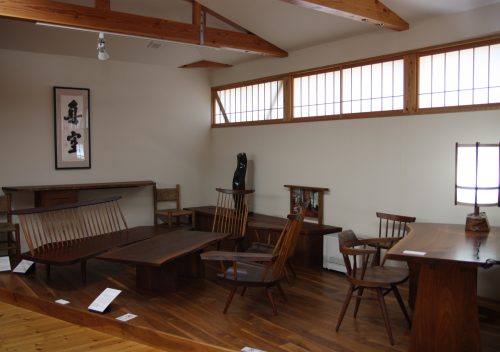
[353,287,364,318]
[223,286,238,314]
[376,288,395,346]
[286,260,297,277]
[336,284,354,332]
[241,286,247,296]
[265,288,277,315]
[277,283,287,302]
[392,285,411,328]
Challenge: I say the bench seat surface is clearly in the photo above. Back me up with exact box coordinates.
[21,226,171,265]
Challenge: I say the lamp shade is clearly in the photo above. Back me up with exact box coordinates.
[455,143,500,207]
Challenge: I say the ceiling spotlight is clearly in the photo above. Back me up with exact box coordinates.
[97,32,109,61]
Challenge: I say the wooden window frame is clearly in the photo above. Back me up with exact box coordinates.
[211,35,500,128]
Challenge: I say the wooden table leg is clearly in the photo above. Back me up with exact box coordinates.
[136,262,178,292]
[410,262,481,352]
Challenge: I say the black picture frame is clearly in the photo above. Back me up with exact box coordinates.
[54,87,91,169]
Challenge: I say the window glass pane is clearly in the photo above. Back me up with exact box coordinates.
[490,44,500,87]
[393,59,404,97]
[474,46,489,89]
[372,63,382,98]
[419,56,432,94]
[343,69,352,101]
[432,53,445,94]
[325,72,333,104]
[361,65,371,100]
[382,61,393,98]
[459,49,474,90]
[317,73,326,106]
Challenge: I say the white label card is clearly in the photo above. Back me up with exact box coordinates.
[88,288,122,313]
[55,299,70,305]
[116,313,137,322]
[403,250,427,256]
[241,348,267,352]
[0,256,11,272]
[13,260,34,274]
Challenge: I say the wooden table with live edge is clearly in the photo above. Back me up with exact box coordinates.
[97,229,228,292]
[387,223,500,352]
[189,206,342,268]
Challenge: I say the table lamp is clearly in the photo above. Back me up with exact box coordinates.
[455,142,500,232]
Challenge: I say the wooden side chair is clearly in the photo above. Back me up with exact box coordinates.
[201,211,305,314]
[212,188,254,251]
[335,230,411,345]
[0,194,20,265]
[155,184,194,227]
[247,206,308,281]
[375,212,416,265]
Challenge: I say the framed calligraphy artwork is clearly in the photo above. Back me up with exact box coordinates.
[54,87,91,169]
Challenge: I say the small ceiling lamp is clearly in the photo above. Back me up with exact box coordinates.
[455,142,500,232]
[97,32,109,61]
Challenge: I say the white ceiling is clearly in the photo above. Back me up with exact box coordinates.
[0,0,499,67]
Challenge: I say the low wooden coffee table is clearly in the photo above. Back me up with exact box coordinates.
[97,229,228,292]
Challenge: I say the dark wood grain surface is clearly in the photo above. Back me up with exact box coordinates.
[2,180,155,192]
[388,223,499,265]
[97,229,228,266]
[387,223,500,352]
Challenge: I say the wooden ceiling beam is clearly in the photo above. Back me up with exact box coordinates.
[0,0,287,57]
[280,0,409,31]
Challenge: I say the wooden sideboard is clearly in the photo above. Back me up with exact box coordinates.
[2,181,156,208]
[189,206,342,268]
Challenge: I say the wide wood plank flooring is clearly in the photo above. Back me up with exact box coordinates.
[0,301,165,352]
[0,259,498,351]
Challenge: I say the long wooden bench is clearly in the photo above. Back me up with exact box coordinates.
[12,196,157,282]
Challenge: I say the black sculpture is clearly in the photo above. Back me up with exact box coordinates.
[232,153,247,211]
[232,153,247,190]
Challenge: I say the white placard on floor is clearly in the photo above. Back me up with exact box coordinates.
[88,288,122,313]
[116,313,138,322]
[13,260,34,274]
[55,299,70,305]
[0,256,11,272]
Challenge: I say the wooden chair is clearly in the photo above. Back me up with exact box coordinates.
[375,212,416,265]
[212,188,254,251]
[246,206,308,281]
[335,230,411,345]
[201,211,305,314]
[0,194,19,265]
[155,184,194,227]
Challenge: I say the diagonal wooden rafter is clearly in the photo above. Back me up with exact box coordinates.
[280,0,409,31]
[0,0,288,57]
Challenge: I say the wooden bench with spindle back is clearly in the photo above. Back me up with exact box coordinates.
[12,196,158,282]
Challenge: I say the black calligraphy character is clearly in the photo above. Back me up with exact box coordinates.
[66,131,82,154]
[64,100,83,125]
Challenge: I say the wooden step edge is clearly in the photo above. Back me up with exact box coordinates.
[0,288,236,352]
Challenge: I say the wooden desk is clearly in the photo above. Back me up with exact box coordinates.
[97,229,228,292]
[189,206,342,268]
[387,223,500,352]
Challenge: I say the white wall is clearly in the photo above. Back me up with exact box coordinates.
[208,4,500,298]
[0,49,212,228]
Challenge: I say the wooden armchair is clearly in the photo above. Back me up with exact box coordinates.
[212,188,254,250]
[0,194,19,265]
[201,212,304,314]
[155,184,194,227]
[335,230,411,345]
[375,212,416,265]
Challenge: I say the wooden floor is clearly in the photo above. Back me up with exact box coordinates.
[0,301,166,351]
[0,259,498,352]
